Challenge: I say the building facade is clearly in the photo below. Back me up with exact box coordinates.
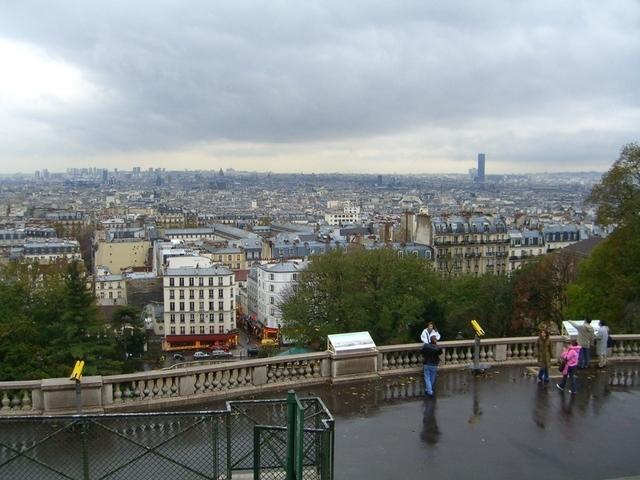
[162,265,236,350]
[253,261,308,329]
[432,216,509,276]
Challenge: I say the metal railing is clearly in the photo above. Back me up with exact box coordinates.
[0,393,334,480]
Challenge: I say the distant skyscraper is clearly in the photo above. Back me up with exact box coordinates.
[477,153,485,183]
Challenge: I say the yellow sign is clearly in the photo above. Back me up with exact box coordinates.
[69,360,85,381]
[470,320,485,337]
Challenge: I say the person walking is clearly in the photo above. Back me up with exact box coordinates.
[557,340,580,394]
[422,336,443,397]
[595,321,610,368]
[536,329,553,385]
[570,319,594,368]
[420,321,441,344]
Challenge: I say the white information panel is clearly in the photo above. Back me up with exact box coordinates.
[562,320,601,338]
[328,331,377,354]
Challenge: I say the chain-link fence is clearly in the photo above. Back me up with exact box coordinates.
[0,394,334,480]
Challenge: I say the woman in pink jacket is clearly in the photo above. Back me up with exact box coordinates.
[557,340,580,394]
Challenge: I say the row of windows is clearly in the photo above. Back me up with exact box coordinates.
[168,277,228,287]
[168,301,234,312]
[170,326,225,334]
[169,313,226,323]
[168,289,228,299]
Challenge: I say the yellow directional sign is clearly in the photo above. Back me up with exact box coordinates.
[470,319,485,337]
[69,360,85,381]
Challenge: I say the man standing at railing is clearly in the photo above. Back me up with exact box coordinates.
[570,319,595,368]
[421,321,441,344]
[595,321,610,368]
[422,336,443,397]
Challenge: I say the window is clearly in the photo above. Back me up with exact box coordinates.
[218,301,224,310]
[198,277,204,286]
[209,301,214,310]
[169,290,175,299]
[179,290,184,299]
[180,326,185,334]
[292,273,297,281]
[170,314,175,323]
[200,326,205,334]
[269,284,274,292]
[170,327,176,334]
[169,278,175,287]
[189,290,195,299]
[209,313,215,322]
[209,326,215,333]
[230,301,234,309]
[270,297,274,305]
[179,278,184,286]
[180,314,185,323]
[199,301,204,310]
[219,313,224,322]
[269,273,274,281]
[199,313,205,322]
[169,302,175,311]
[218,289,224,298]
[218,326,224,333]
[190,326,195,334]
[199,290,204,299]
[189,278,194,286]
[190,313,195,323]
[208,277,214,286]
[218,277,223,286]
[179,302,185,311]
[209,289,214,298]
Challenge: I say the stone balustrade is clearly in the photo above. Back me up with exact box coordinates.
[1,335,639,416]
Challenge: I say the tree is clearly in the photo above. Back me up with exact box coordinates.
[566,217,640,332]
[511,251,580,333]
[280,249,441,348]
[588,142,640,226]
[0,260,123,380]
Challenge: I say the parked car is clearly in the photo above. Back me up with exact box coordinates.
[172,353,185,361]
[247,346,259,357]
[193,351,210,360]
[210,350,233,359]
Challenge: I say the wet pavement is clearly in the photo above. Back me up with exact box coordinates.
[327,365,640,480]
[202,363,640,480]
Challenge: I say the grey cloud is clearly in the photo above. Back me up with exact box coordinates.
[0,0,638,168]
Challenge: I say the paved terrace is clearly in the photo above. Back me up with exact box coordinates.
[203,364,640,480]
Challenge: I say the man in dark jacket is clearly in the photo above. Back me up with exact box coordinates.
[422,337,443,397]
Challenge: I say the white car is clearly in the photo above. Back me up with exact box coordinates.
[193,351,210,360]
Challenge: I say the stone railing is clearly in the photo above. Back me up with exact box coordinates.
[1,335,639,416]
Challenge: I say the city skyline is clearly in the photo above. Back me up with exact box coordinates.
[0,1,638,174]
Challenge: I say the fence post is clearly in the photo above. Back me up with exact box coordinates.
[211,416,219,480]
[80,419,90,480]
[286,390,296,480]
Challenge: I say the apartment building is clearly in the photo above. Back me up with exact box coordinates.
[93,267,127,306]
[22,239,82,264]
[507,229,547,272]
[250,260,308,329]
[432,216,510,276]
[162,264,236,350]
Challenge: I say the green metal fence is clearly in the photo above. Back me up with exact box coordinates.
[0,391,334,480]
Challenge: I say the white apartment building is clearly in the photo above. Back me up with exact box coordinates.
[94,267,127,306]
[23,239,82,264]
[507,230,547,273]
[162,264,235,349]
[253,261,308,329]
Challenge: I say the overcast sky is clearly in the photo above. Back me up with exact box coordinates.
[0,1,638,174]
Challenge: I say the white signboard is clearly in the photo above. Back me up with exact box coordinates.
[562,320,601,338]
[328,331,377,354]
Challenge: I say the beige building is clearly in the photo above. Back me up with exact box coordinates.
[95,239,151,274]
[203,246,246,270]
[431,216,510,276]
